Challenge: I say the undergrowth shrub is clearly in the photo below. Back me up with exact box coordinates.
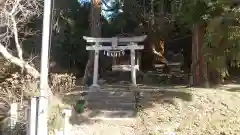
[0,70,77,134]
[0,72,39,103]
[50,73,76,94]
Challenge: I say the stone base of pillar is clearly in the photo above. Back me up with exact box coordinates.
[89,84,100,91]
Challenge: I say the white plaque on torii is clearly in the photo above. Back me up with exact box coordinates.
[83,35,147,89]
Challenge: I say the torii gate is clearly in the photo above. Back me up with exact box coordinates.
[83,35,147,88]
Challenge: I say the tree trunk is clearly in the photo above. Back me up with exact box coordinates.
[82,0,101,85]
[198,25,209,87]
[190,24,209,87]
[190,24,199,86]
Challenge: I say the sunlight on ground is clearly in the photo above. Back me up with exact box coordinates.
[137,87,240,135]
[64,85,240,135]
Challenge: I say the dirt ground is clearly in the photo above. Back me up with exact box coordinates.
[136,85,240,135]
[68,84,240,135]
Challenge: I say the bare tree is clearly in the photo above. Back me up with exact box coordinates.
[0,0,42,78]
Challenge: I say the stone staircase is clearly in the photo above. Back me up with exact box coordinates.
[79,84,137,120]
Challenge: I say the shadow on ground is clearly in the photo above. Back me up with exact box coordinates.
[227,87,240,92]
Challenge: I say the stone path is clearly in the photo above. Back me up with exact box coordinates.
[82,84,137,120]
[63,83,138,121]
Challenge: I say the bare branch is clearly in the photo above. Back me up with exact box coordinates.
[9,0,20,15]
[0,43,40,78]
[11,16,22,60]
[0,0,43,72]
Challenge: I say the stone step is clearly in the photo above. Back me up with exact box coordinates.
[85,91,135,99]
[147,72,184,77]
[86,102,136,110]
[73,84,139,92]
[72,85,187,93]
[80,109,137,120]
[86,98,135,104]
